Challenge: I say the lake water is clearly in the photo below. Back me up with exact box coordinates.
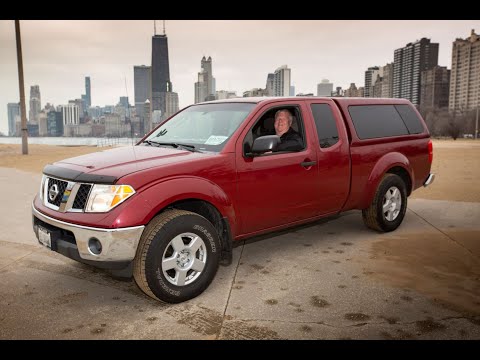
[0,137,141,147]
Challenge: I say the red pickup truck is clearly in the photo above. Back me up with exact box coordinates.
[32,97,434,303]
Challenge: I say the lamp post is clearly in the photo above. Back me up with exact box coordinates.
[15,20,28,154]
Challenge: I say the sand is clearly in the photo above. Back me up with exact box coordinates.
[0,144,103,174]
[0,139,479,202]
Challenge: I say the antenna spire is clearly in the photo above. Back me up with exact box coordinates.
[163,20,166,35]
[154,20,156,35]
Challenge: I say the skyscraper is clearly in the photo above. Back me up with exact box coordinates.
[449,29,480,113]
[134,65,151,119]
[151,33,171,116]
[393,38,439,106]
[273,65,291,97]
[29,85,41,122]
[7,103,21,136]
[194,56,216,103]
[317,79,333,96]
[85,76,91,108]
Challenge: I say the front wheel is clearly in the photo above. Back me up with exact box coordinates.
[133,210,221,303]
[362,174,407,232]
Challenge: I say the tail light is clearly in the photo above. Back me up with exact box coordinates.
[428,140,433,164]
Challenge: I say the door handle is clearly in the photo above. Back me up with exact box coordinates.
[300,161,316,168]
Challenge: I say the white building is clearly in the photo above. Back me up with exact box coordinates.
[59,104,80,126]
[273,65,291,97]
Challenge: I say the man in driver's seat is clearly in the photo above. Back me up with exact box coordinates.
[273,109,304,151]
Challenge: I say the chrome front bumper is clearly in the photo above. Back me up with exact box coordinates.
[423,173,435,187]
[32,204,145,262]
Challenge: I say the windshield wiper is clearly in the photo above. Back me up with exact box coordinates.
[145,141,199,152]
[143,139,161,146]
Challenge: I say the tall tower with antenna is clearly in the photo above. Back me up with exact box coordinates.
[151,19,172,120]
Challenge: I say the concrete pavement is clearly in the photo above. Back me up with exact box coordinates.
[0,167,479,339]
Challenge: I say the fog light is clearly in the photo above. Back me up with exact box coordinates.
[88,238,102,255]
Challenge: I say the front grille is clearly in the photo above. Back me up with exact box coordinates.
[47,178,68,207]
[72,184,92,210]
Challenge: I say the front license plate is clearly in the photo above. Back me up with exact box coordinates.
[38,226,51,249]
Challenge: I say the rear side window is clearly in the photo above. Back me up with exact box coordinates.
[348,105,409,140]
[310,104,339,148]
[394,105,425,134]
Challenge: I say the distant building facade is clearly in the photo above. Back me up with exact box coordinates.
[84,76,91,108]
[195,56,216,103]
[7,102,20,136]
[273,65,291,97]
[449,29,480,112]
[421,66,450,109]
[393,38,439,105]
[344,83,364,97]
[165,91,179,119]
[365,66,380,97]
[243,88,267,97]
[266,73,275,96]
[134,65,151,119]
[29,85,41,122]
[47,110,63,136]
[60,104,80,127]
[216,90,237,100]
[151,33,172,118]
[317,79,333,96]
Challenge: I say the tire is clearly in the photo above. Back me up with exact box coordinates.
[362,174,407,232]
[133,209,221,303]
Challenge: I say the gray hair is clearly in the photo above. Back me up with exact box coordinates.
[274,109,293,123]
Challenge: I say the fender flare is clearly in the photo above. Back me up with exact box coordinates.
[360,152,414,209]
[139,176,236,228]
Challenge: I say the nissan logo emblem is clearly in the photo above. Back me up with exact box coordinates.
[48,184,59,201]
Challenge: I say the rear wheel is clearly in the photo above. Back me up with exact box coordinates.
[362,174,407,232]
[133,209,221,303]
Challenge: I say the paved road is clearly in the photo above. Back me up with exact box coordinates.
[0,167,479,339]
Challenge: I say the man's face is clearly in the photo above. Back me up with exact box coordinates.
[274,112,291,136]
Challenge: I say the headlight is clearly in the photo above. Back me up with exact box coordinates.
[85,184,135,213]
[39,175,47,201]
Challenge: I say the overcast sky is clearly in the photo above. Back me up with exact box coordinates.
[1,20,479,134]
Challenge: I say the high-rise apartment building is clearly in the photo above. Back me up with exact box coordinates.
[195,56,216,103]
[421,66,450,109]
[29,85,41,122]
[7,103,20,136]
[365,66,381,97]
[273,65,291,97]
[393,38,439,105]
[317,79,333,96]
[449,29,480,113]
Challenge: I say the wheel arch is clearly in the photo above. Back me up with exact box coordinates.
[361,152,414,209]
[138,177,235,266]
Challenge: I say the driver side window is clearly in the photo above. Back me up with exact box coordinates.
[243,106,306,155]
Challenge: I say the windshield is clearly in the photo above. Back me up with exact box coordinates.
[143,102,256,152]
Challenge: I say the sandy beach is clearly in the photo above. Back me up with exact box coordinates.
[1,140,478,203]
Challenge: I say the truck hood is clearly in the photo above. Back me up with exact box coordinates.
[47,145,207,182]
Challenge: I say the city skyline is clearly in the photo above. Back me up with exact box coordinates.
[1,20,479,134]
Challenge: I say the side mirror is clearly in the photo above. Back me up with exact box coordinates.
[246,135,280,157]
